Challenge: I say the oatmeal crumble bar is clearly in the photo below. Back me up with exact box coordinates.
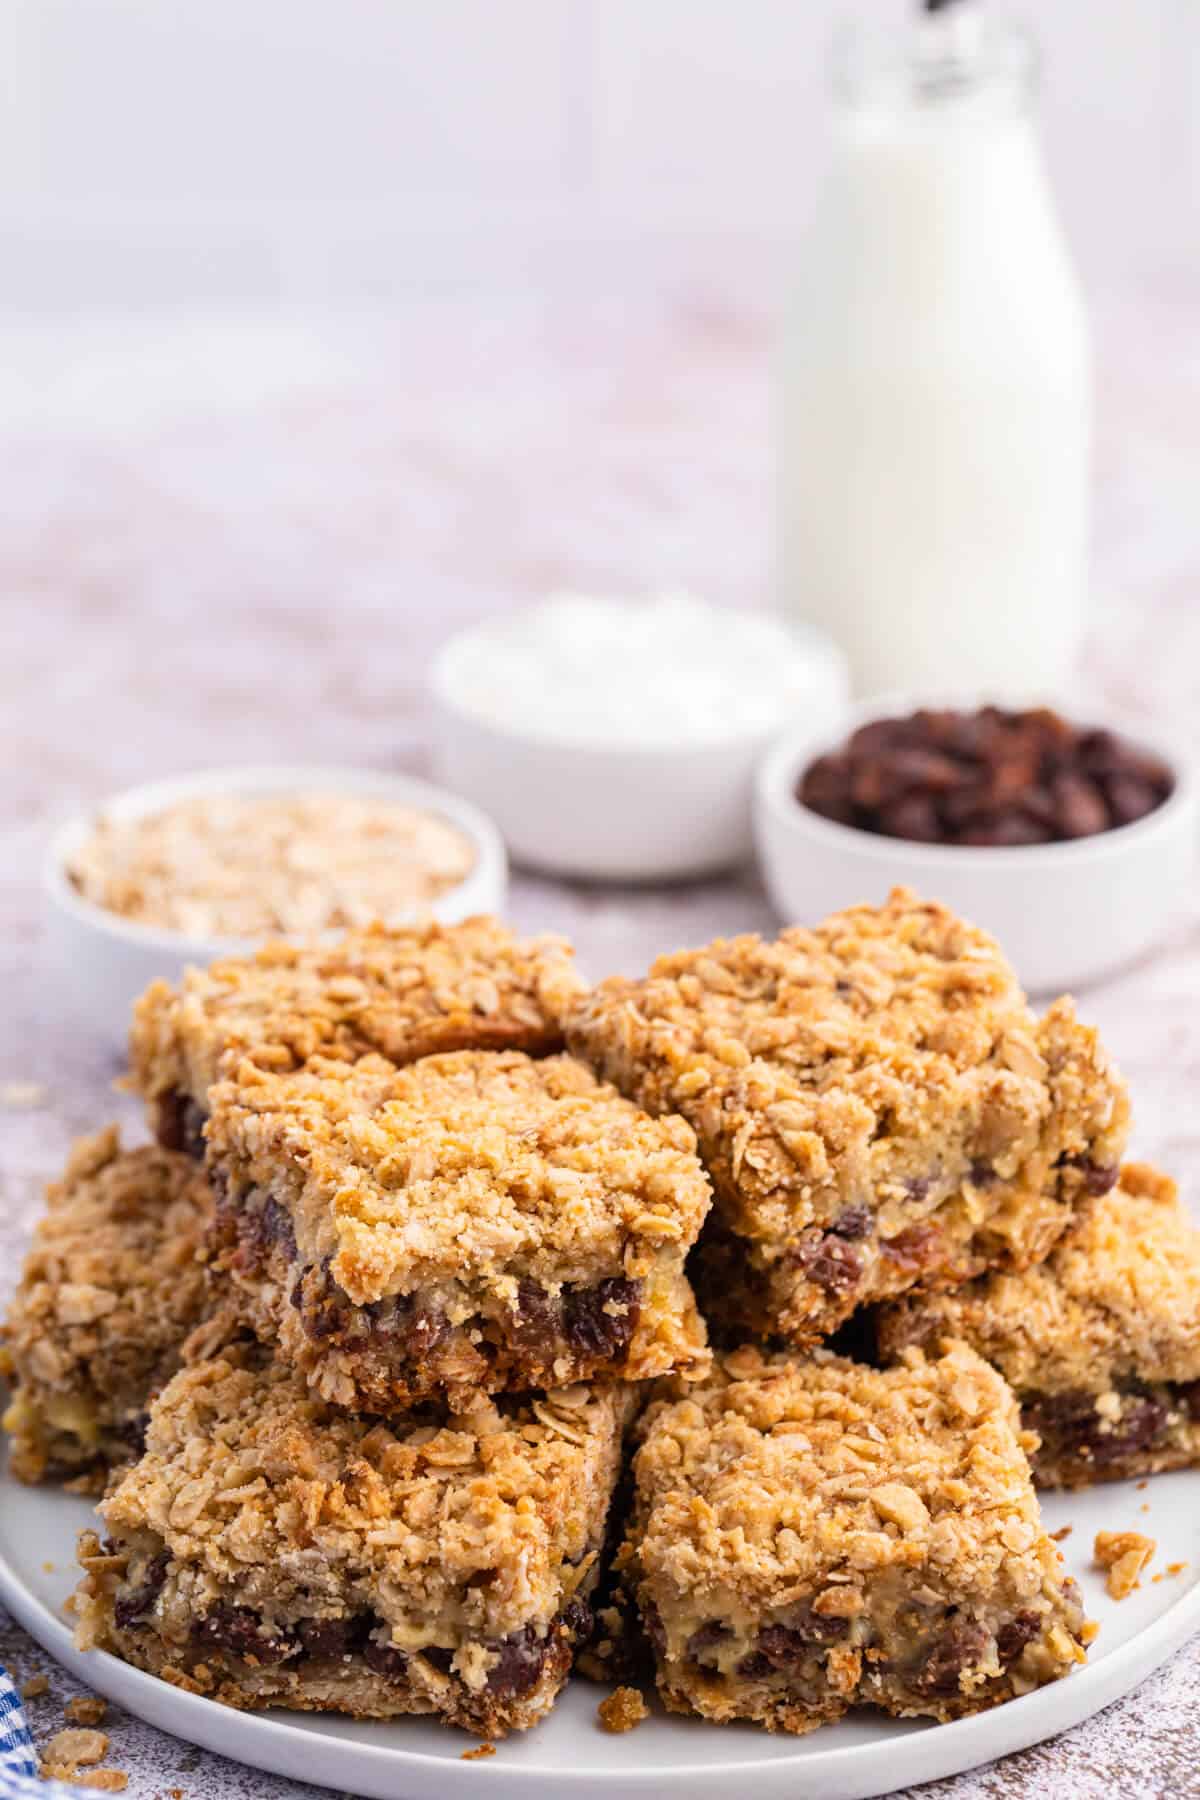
[75,1338,635,1737]
[877,1163,1200,1488]
[567,889,1128,1343]
[130,916,587,1155]
[1,1128,212,1489]
[613,1341,1087,1733]
[205,1049,710,1409]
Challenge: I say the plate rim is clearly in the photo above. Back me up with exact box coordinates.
[3,1484,1200,1800]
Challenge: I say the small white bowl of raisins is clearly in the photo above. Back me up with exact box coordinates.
[755,696,1195,992]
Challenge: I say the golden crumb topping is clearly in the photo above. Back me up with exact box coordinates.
[631,1343,1053,1618]
[206,1050,712,1302]
[878,1164,1200,1394]
[568,888,1128,1272]
[129,915,588,1108]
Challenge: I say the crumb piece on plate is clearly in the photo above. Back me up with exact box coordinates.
[1,1127,213,1489]
[617,1340,1089,1733]
[65,1695,107,1726]
[1050,1526,1073,1542]
[879,1163,1200,1489]
[1167,1561,1187,1576]
[461,1743,496,1761]
[597,1686,649,1732]
[20,1673,48,1699]
[130,916,588,1154]
[1094,1531,1156,1599]
[568,889,1127,1345]
[206,1048,710,1409]
[1080,1620,1101,1646]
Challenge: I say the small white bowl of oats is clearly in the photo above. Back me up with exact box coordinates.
[44,765,507,1043]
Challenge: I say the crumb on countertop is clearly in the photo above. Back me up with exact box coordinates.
[461,1743,496,1761]
[65,1696,108,1727]
[1,1079,46,1109]
[1094,1530,1156,1599]
[58,1771,128,1792]
[41,1728,109,1768]
[20,1674,49,1700]
[597,1686,650,1733]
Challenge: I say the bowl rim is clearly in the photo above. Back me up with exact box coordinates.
[429,610,850,757]
[757,690,1197,869]
[42,763,508,957]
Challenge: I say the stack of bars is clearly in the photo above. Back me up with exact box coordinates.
[3,890,1197,1742]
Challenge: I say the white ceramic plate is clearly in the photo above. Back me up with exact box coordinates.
[3,1446,1198,1800]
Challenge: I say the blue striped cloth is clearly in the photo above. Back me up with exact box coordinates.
[0,1663,91,1798]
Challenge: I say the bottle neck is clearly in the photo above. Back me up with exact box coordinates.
[832,6,1036,125]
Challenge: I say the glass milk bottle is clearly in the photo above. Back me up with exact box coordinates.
[777,2,1091,695]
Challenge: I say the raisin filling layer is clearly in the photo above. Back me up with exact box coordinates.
[212,1181,643,1383]
[1024,1381,1200,1468]
[680,1601,1052,1706]
[112,1550,591,1699]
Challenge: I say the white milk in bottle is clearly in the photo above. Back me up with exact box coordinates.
[777,1,1091,694]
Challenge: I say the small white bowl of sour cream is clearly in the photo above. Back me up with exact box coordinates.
[431,594,849,882]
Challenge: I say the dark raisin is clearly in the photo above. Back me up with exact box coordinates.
[757,1611,850,1667]
[364,1635,410,1679]
[735,1651,774,1679]
[233,1194,297,1274]
[911,1618,991,1695]
[487,1624,547,1697]
[1176,1380,1200,1423]
[830,1203,873,1239]
[561,1597,593,1641]
[1107,776,1160,827]
[969,1161,998,1188]
[419,1645,454,1675]
[880,1223,941,1272]
[299,1260,351,1340]
[193,1605,294,1665]
[996,1612,1041,1664]
[113,1550,169,1630]
[296,1614,365,1660]
[686,1621,732,1667]
[156,1092,208,1159]
[562,1278,641,1363]
[120,1411,150,1456]
[1051,772,1109,839]
[795,1230,862,1296]
[1057,1155,1119,1197]
[1092,1395,1169,1462]
[511,1279,560,1355]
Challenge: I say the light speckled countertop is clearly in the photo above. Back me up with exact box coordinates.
[2,291,1199,1797]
